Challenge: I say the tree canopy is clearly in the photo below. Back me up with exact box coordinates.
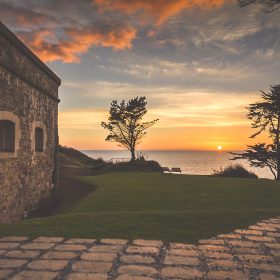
[101,96,158,161]
[231,85,280,180]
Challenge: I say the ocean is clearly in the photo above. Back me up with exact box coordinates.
[82,150,273,180]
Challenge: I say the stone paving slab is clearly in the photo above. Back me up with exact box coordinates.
[0,243,20,250]
[0,217,280,279]
[65,272,108,280]
[120,255,155,265]
[0,251,6,257]
[0,238,29,243]
[42,251,79,260]
[65,239,97,245]
[20,242,55,251]
[118,265,157,277]
[10,270,59,280]
[33,237,64,243]
[72,261,112,273]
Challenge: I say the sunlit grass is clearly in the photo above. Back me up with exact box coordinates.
[0,173,280,243]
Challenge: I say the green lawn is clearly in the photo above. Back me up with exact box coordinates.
[1,173,280,243]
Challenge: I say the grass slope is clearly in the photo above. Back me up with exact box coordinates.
[1,173,280,243]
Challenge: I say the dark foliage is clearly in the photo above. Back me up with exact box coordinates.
[238,0,280,12]
[231,84,280,180]
[104,160,162,173]
[212,164,258,179]
[58,145,161,175]
[101,97,158,161]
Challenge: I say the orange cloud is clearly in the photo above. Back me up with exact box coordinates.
[95,0,231,25]
[17,25,137,63]
[67,26,136,51]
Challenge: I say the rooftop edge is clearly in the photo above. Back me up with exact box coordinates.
[0,21,61,85]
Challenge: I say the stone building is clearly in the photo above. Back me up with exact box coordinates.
[0,21,61,222]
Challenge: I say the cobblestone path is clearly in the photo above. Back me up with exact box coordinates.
[1,217,280,280]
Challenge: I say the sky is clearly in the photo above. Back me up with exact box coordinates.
[1,0,279,151]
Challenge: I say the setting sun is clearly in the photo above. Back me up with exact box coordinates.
[217,145,223,150]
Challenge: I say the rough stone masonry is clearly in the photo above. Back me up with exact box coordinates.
[0,21,61,222]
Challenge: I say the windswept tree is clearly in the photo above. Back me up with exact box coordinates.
[238,0,280,12]
[231,84,280,180]
[101,96,158,161]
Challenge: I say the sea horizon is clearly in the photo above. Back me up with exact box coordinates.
[81,149,273,180]
[81,149,242,152]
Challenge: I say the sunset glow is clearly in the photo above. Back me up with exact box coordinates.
[1,0,278,151]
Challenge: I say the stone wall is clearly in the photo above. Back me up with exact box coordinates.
[0,22,61,222]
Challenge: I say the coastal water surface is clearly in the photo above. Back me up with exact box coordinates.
[82,150,273,179]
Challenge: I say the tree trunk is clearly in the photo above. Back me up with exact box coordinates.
[130,149,135,162]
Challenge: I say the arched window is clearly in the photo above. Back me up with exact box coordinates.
[32,121,47,153]
[0,120,15,152]
[35,127,44,152]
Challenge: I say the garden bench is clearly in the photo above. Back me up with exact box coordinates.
[171,167,182,174]
[162,167,171,173]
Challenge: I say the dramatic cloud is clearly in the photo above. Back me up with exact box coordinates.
[17,25,136,63]
[0,1,57,28]
[95,0,231,25]
[0,0,137,63]
[0,0,237,63]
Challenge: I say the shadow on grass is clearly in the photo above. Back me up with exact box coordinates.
[28,177,96,218]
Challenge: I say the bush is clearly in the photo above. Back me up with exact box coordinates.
[212,164,258,179]
[58,145,162,174]
[105,160,162,173]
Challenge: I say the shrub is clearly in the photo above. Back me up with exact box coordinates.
[105,160,162,173]
[212,164,258,179]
